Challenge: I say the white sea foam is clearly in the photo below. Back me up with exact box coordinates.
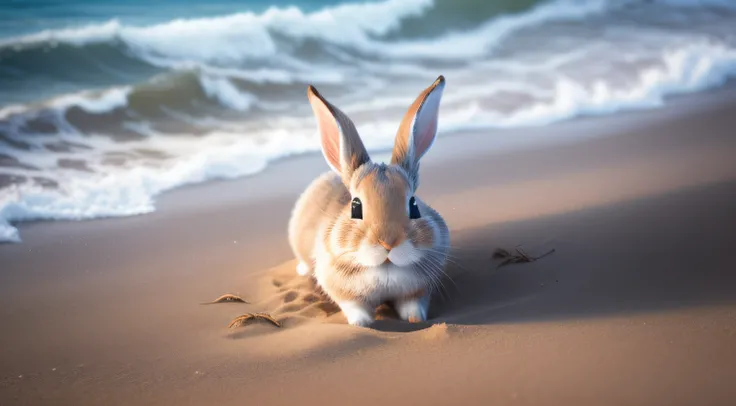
[453,42,736,129]
[0,87,131,121]
[50,87,132,114]
[0,128,315,242]
[198,76,257,111]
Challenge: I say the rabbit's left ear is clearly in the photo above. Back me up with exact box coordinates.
[308,85,370,184]
[391,75,445,184]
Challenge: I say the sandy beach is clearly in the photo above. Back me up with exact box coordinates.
[1,86,736,405]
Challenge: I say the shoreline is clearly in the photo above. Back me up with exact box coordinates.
[6,81,736,243]
[1,85,736,405]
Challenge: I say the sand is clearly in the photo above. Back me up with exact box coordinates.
[1,87,736,406]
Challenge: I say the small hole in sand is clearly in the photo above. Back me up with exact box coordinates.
[277,303,305,313]
[283,291,299,303]
[316,301,340,315]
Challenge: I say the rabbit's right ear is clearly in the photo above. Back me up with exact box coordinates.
[391,75,445,187]
[307,85,370,183]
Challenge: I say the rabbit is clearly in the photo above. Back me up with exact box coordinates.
[287,76,450,327]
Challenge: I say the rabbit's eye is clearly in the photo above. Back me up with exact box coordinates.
[409,196,421,219]
[351,197,363,220]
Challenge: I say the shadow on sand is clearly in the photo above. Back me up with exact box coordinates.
[431,180,736,326]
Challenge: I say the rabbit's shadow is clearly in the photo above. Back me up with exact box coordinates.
[428,181,736,326]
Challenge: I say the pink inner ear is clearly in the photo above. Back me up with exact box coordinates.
[310,94,342,173]
[413,94,441,158]
[415,118,437,157]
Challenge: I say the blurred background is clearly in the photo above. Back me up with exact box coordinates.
[1,0,736,241]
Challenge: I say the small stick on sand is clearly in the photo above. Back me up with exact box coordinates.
[492,245,556,269]
[228,313,282,328]
[200,294,249,305]
[515,245,534,262]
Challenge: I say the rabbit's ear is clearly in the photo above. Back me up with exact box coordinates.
[391,75,445,182]
[308,85,370,182]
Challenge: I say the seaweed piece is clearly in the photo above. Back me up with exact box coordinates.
[200,294,249,305]
[228,313,282,328]
[493,245,555,269]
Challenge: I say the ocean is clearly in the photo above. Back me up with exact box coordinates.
[1,0,736,242]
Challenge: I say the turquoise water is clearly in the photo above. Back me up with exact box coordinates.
[0,0,347,38]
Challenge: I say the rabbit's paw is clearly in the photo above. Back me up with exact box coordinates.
[395,296,429,323]
[338,301,374,327]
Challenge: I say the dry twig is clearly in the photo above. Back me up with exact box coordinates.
[493,245,555,269]
[200,294,249,305]
[228,313,282,329]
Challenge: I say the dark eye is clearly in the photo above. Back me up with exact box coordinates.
[409,196,421,219]
[351,197,363,220]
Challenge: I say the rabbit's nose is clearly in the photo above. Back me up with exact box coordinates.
[378,238,398,251]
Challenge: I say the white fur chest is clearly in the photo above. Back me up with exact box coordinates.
[314,261,426,304]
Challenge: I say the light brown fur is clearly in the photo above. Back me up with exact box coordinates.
[289,166,448,304]
[288,76,449,325]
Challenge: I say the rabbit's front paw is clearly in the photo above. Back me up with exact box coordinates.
[338,301,374,327]
[395,295,429,323]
